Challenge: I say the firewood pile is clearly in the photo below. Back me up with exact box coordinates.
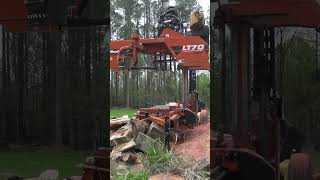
[110,115,164,164]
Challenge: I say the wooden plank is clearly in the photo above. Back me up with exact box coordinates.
[110,118,130,130]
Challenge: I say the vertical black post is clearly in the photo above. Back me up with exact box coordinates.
[17,33,24,143]
[1,30,7,139]
[189,70,197,93]
[210,22,216,133]
[220,24,226,130]
[316,29,319,79]
[46,0,65,147]
[47,0,65,26]
[164,119,170,151]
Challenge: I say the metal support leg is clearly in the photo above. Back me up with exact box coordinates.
[189,70,196,93]
[182,68,189,108]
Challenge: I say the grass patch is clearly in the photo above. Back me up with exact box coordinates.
[0,149,88,178]
[110,108,137,119]
[143,140,210,179]
[122,171,149,180]
[111,160,149,180]
[111,140,209,179]
[110,141,173,180]
[144,141,172,167]
[115,170,150,180]
[110,160,118,178]
[142,140,184,176]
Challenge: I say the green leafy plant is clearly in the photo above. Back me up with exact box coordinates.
[144,141,173,167]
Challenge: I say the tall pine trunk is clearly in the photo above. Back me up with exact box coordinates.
[1,30,7,139]
[48,29,63,146]
[125,70,130,108]
[16,33,25,143]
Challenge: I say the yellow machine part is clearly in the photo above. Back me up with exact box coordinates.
[190,10,204,30]
[197,112,201,123]
[191,12,199,27]
[197,110,208,124]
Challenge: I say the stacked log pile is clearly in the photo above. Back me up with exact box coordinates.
[110,116,165,164]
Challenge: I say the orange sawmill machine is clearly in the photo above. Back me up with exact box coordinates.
[109,6,210,146]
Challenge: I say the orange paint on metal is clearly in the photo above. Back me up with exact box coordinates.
[0,0,27,32]
[169,114,180,121]
[139,108,171,115]
[225,0,320,27]
[149,116,165,126]
[110,28,209,72]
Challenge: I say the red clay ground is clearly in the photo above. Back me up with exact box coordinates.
[173,122,210,161]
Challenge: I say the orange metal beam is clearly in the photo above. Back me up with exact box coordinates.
[0,1,27,32]
[223,0,320,27]
[110,28,209,72]
[149,116,166,126]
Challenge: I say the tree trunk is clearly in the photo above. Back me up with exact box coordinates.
[67,30,74,148]
[23,34,29,141]
[115,72,119,107]
[1,30,7,139]
[48,29,63,146]
[125,70,130,108]
[16,33,25,143]
[84,28,93,148]
[42,32,49,144]
[136,71,139,108]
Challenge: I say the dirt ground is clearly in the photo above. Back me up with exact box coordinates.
[173,122,210,161]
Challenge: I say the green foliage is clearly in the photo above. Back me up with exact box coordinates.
[0,149,86,177]
[282,36,316,115]
[144,141,173,168]
[197,72,210,109]
[111,0,143,39]
[111,141,173,180]
[110,1,123,39]
[111,160,150,180]
[110,108,137,118]
[277,32,320,144]
[175,0,200,24]
[111,141,209,179]
[110,160,118,178]
[141,140,190,176]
